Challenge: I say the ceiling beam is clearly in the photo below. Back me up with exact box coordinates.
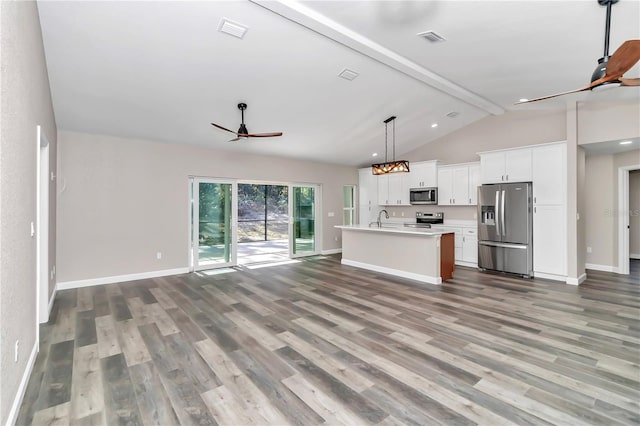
[252,0,505,116]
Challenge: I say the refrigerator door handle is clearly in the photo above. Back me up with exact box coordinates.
[501,190,506,237]
[479,241,528,250]
[495,190,501,236]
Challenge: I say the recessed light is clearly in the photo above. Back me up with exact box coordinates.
[620,140,633,145]
[519,98,528,102]
[431,123,438,128]
[446,111,459,118]
[372,152,378,157]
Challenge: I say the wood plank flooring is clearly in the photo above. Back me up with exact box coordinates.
[17,256,640,425]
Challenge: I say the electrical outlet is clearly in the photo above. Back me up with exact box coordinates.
[586,246,592,253]
[401,212,404,217]
[327,212,335,217]
[50,269,54,280]
[156,252,162,260]
[334,236,338,242]
[392,212,396,216]
[14,340,19,363]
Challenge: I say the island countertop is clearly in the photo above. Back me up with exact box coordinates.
[335,225,455,284]
[335,224,453,237]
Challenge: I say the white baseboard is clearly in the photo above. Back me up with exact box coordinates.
[341,258,441,285]
[533,271,567,282]
[585,263,619,273]
[631,253,640,260]
[6,340,38,426]
[566,273,587,286]
[57,267,190,290]
[47,285,57,316]
[455,261,477,268]
[321,248,342,255]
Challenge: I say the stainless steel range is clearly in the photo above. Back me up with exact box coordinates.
[404,212,444,228]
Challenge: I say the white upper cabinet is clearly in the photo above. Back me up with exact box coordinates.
[480,148,532,183]
[532,143,566,205]
[438,163,479,205]
[378,173,410,206]
[408,161,438,188]
[468,164,480,205]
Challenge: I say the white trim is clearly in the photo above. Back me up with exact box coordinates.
[5,340,38,426]
[566,273,587,286]
[321,248,342,255]
[341,258,442,285]
[57,267,189,290]
[618,164,640,275]
[631,253,640,260]
[585,263,619,273]
[48,286,57,317]
[533,271,567,282]
[455,260,477,268]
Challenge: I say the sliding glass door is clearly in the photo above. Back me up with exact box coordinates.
[192,178,237,269]
[289,184,320,257]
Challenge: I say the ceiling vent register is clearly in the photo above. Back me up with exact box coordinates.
[218,18,249,39]
[417,31,446,43]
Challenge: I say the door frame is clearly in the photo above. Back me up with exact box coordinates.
[36,126,50,335]
[288,183,322,258]
[190,177,238,271]
[618,164,640,275]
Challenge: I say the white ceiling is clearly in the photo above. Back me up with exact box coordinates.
[37,1,640,167]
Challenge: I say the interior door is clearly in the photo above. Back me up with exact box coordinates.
[289,184,319,257]
[192,178,237,269]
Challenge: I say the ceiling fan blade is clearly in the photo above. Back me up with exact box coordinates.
[605,40,640,80]
[620,77,640,87]
[228,137,242,142]
[514,86,591,104]
[246,132,283,138]
[211,122,238,135]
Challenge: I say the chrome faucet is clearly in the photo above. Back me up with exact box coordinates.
[376,209,389,227]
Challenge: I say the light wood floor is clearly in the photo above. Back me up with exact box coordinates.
[17,257,640,425]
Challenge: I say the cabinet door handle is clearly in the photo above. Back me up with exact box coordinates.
[469,198,471,204]
[534,206,536,213]
[506,174,509,181]
[534,197,536,203]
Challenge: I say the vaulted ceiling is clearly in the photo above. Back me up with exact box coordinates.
[38,1,640,166]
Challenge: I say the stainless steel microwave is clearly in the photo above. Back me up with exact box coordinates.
[410,187,438,205]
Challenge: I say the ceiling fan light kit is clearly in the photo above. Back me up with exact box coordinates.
[371,116,410,175]
[516,0,639,104]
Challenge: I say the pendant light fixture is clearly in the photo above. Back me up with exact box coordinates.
[371,116,410,175]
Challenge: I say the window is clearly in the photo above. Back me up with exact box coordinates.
[342,185,356,225]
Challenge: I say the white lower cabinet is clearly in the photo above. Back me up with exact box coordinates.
[432,225,477,267]
[462,228,478,264]
[533,204,566,277]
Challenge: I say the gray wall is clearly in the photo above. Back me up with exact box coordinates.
[0,1,57,424]
[56,130,357,283]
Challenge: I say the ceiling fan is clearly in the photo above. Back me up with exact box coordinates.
[517,0,640,105]
[211,103,283,142]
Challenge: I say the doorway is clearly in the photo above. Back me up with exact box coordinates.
[237,183,289,265]
[36,126,50,328]
[618,165,640,275]
[190,179,320,271]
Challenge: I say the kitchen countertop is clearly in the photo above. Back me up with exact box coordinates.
[335,224,454,236]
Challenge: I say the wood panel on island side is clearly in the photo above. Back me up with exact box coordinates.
[17,256,640,426]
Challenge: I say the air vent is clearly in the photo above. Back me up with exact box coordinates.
[446,111,460,118]
[417,31,446,43]
[218,18,248,39]
[338,68,359,81]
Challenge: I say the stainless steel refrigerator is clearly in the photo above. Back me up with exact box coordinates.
[477,182,533,277]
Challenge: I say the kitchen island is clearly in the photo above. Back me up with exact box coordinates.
[335,225,455,284]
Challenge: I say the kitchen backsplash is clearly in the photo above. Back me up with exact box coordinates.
[381,205,477,221]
